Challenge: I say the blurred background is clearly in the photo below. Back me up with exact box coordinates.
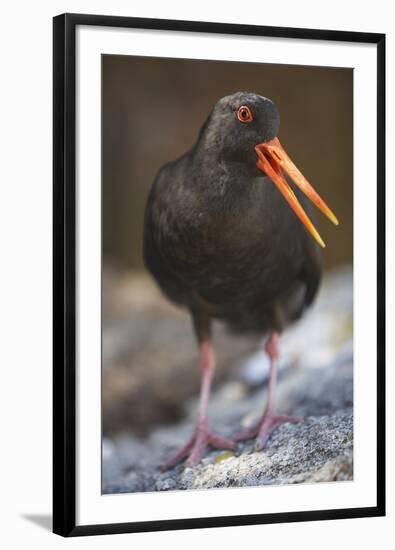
[102,55,353,441]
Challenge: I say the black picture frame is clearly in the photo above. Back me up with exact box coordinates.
[53,12,386,537]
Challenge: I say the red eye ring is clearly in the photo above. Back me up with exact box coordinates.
[237,105,253,123]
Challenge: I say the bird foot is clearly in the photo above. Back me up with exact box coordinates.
[233,411,303,451]
[160,425,236,471]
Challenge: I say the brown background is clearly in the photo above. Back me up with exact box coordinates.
[102,55,353,272]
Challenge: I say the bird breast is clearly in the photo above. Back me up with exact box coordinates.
[147,168,306,306]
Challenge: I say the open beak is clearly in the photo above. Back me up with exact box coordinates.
[255,137,339,248]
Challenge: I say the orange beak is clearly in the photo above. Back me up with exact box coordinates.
[255,137,339,248]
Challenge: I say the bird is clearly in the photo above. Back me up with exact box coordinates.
[143,91,338,470]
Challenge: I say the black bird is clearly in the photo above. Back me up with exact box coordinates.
[143,92,338,469]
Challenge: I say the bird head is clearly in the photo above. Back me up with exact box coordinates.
[201,92,339,248]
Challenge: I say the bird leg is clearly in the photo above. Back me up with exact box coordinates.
[161,340,236,471]
[234,332,303,451]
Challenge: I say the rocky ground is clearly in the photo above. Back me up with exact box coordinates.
[102,267,353,493]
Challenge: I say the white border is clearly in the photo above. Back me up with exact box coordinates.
[76,25,377,526]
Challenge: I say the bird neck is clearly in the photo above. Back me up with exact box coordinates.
[190,145,260,205]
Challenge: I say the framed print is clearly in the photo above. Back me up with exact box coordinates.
[53,13,385,537]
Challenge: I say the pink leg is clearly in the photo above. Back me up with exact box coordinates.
[161,340,236,471]
[234,332,303,451]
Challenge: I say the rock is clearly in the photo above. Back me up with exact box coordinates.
[102,359,353,493]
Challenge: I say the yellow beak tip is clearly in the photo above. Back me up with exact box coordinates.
[329,213,339,226]
[313,233,326,248]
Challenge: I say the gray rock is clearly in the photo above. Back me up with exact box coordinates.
[102,359,353,493]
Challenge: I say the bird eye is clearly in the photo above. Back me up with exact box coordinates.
[237,106,253,123]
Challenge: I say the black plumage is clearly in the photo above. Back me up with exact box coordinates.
[144,92,321,338]
[143,92,336,469]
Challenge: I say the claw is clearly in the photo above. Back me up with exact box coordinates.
[234,413,303,451]
[161,428,236,471]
